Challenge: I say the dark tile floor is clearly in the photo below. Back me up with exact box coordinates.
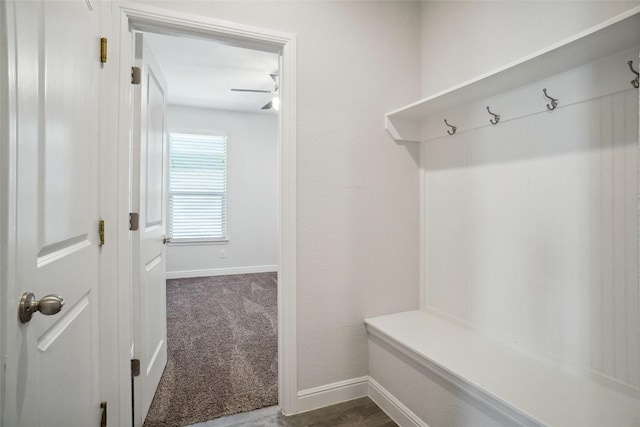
[189,397,397,427]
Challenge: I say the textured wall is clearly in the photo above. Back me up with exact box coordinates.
[165,106,278,276]
[132,1,422,391]
[420,1,640,96]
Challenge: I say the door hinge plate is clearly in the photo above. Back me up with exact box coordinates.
[99,220,105,246]
[100,401,107,427]
[129,212,139,231]
[100,37,107,64]
[131,67,141,85]
[131,359,141,377]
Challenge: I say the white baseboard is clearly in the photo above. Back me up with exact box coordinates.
[296,376,369,413]
[166,265,278,279]
[368,377,429,427]
[294,376,429,427]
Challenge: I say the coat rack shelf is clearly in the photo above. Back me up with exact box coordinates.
[385,6,640,143]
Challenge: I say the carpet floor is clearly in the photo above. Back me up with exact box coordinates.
[143,273,278,427]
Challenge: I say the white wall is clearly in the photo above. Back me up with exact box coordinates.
[420,1,640,96]
[165,106,278,278]
[420,1,640,389]
[424,87,639,388]
[133,0,423,393]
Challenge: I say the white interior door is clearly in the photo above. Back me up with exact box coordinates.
[2,1,103,426]
[132,32,169,426]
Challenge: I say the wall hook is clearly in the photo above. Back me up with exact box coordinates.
[486,106,500,125]
[628,60,639,89]
[543,88,559,111]
[444,119,456,135]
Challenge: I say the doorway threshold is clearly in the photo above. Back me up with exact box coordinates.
[187,406,280,427]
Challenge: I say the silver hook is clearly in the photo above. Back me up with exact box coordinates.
[444,119,456,136]
[486,106,500,125]
[628,60,639,89]
[543,88,559,111]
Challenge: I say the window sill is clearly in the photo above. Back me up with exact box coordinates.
[167,238,228,247]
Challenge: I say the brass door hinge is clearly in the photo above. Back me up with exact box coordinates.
[100,37,107,64]
[131,67,141,85]
[100,402,107,427]
[99,220,105,246]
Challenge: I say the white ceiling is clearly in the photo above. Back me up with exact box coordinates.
[144,32,280,114]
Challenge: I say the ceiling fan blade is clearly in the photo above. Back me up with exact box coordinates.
[261,100,273,110]
[230,88,273,93]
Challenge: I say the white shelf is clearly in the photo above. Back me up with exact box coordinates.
[365,310,640,426]
[386,6,640,143]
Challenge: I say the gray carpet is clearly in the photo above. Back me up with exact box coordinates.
[143,273,278,427]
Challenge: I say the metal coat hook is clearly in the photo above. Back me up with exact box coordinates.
[486,106,500,125]
[628,60,639,89]
[444,119,457,135]
[543,88,559,111]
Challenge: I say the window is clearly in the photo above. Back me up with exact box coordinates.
[168,132,227,243]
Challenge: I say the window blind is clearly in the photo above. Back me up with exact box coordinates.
[168,132,227,242]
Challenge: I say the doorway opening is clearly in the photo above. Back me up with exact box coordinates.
[137,30,280,427]
[115,5,297,427]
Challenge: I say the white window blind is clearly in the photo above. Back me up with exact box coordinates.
[168,132,227,242]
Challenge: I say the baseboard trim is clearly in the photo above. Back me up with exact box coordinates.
[166,265,278,279]
[294,376,429,426]
[296,376,369,413]
[368,377,429,427]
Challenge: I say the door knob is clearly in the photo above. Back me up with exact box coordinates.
[162,235,171,245]
[19,292,65,323]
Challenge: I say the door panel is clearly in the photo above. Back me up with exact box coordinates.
[146,69,165,227]
[3,1,101,426]
[132,32,169,426]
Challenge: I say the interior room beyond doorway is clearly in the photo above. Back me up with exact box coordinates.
[140,31,280,427]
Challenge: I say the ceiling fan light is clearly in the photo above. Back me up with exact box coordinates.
[272,96,280,111]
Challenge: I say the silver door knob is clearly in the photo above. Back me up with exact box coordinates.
[19,292,65,323]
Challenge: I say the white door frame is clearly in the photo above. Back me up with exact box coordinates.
[0,3,15,425]
[111,3,297,425]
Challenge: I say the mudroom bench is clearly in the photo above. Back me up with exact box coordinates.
[369,6,640,427]
[365,310,640,427]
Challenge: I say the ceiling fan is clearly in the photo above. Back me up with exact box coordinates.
[231,73,279,110]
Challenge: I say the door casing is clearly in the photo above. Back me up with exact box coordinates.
[111,3,298,425]
[0,2,14,424]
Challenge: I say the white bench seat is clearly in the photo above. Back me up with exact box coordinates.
[365,310,640,427]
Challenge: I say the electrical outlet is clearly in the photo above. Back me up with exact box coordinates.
[219,249,226,259]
